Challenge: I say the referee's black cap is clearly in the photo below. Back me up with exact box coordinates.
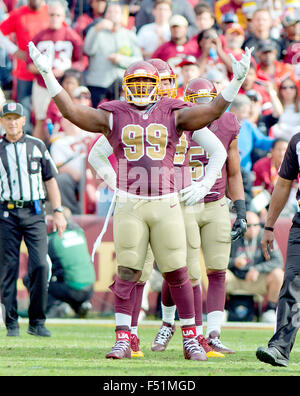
[1,102,24,117]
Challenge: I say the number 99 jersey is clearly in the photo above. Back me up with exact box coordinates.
[99,97,192,198]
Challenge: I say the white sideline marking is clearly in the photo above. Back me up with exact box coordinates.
[16,318,274,329]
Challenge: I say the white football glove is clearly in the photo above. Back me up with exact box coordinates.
[180,180,211,206]
[28,41,51,74]
[229,46,254,81]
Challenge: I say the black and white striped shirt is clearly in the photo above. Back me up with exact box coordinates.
[0,134,58,202]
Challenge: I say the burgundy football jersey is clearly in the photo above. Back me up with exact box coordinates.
[189,112,241,203]
[99,98,190,197]
[174,132,193,191]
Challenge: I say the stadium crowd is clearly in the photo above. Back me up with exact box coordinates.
[0,0,299,219]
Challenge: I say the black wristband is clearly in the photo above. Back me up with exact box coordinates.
[233,199,246,219]
[264,226,274,232]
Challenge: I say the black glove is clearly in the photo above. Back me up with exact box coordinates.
[231,200,247,241]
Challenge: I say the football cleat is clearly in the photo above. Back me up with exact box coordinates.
[130,334,144,358]
[197,335,225,358]
[256,346,289,367]
[207,331,235,354]
[106,328,131,359]
[151,322,176,352]
[183,337,208,361]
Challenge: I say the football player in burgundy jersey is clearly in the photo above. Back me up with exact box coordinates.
[88,59,227,359]
[130,58,226,358]
[29,42,253,360]
[152,78,247,355]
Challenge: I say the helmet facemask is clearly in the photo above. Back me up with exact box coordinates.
[123,76,159,106]
[158,73,177,99]
[184,90,217,104]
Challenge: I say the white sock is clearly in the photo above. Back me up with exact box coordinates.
[131,326,138,336]
[206,311,225,338]
[161,304,176,325]
[179,317,195,327]
[115,313,131,329]
[196,325,203,336]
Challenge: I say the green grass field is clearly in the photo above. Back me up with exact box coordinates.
[0,321,299,377]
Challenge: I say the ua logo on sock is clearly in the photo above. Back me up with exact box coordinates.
[182,328,196,338]
[117,332,130,341]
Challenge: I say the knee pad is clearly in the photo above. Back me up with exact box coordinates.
[118,266,141,282]
[109,275,137,300]
[164,266,189,288]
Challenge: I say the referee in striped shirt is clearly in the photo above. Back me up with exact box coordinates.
[0,102,66,337]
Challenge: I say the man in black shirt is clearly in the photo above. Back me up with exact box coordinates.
[242,8,283,61]
[256,132,300,367]
[0,102,66,337]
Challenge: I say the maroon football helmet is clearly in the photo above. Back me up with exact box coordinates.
[184,78,217,104]
[148,58,177,98]
[122,60,160,106]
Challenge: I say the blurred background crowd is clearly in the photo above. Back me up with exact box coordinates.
[0,0,299,221]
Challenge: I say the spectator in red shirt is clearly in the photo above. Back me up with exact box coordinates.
[256,39,297,87]
[176,56,201,100]
[224,23,245,60]
[27,1,85,142]
[281,12,300,78]
[0,0,49,133]
[252,138,288,195]
[151,14,200,81]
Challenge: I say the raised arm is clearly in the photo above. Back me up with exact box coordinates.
[28,42,111,135]
[175,47,254,132]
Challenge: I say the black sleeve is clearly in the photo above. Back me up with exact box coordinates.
[39,142,58,181]
[278,135,300,181]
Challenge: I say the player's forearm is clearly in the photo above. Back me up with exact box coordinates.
[227,172,245,202]
[265,177,293,227]
[176,94,230,131]
[52,89,107,133]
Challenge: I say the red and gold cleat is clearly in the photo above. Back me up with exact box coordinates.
[130,334,144,358]
[197,335,225,358]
